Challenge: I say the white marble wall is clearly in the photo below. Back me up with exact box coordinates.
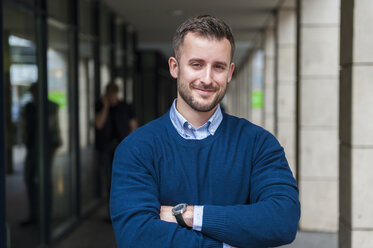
[340,0,373,247]
[298,0,340,232]
[276,3,297,175]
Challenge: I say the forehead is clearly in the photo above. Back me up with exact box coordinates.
[179,32,232,62]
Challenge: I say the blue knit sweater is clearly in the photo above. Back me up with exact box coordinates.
[110,112,300,248]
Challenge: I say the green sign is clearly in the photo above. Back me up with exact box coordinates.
[48,91,67,108]
[251,90,263,109]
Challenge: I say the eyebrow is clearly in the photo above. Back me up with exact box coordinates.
[188,58,228,67]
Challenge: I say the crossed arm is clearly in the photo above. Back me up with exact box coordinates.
[110,136,300,247]
[159,205,193,227]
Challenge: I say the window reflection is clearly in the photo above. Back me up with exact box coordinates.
[79,36,98,211]
[3,3,39,247]
[47,23,74,231]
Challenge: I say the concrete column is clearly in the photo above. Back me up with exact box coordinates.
[276,1,297,174]
[339,0,373,247]
[263,25,275,134]
[298,0,340,232]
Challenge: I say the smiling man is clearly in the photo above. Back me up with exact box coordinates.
[110,15,300,248]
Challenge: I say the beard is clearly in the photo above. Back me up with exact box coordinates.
[178,80,227,113]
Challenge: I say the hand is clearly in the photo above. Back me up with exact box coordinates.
[160,206,176,223]
[160,205,194,228]
[102,95,109,108]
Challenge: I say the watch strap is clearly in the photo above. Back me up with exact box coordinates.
[175,213,188,227]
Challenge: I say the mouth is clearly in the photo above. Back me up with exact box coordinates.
[195,88,215,93]
[193,87,216,97]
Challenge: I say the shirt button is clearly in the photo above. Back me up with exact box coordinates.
[188,124,192,129]
[210,128,215,133]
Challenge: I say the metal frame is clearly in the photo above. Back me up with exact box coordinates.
[273,9,279,137]
[0,0,7,246]
[295,0,301,184]
[93,0,101,104]
[109,12,115,81]
[69,0,81,220]
[35,0,51,244]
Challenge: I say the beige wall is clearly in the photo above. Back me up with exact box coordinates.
[298,0,340,232]
[276,2,297,175]
[339,0,373,247]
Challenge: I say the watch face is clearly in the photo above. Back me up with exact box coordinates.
[172,203,187,215]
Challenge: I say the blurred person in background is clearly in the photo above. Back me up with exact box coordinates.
[95,82,137,209]
[21,82,61,226]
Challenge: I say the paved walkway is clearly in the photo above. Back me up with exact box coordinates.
[53,206,338,248]
[281,231,337,248]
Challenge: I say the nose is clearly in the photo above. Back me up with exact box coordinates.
[201,66,213,85]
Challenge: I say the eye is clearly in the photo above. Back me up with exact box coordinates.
[214,64,226,71]
[191,63,202,69]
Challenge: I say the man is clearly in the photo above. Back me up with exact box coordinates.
[110,15,300,248]
[21,82,61,225]
[95,82,137,202]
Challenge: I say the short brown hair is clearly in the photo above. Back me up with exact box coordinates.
[105,82,119,94]
[172,15,235,60]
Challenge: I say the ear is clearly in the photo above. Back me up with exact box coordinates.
[168,57,179,79]
[227,62,235,83]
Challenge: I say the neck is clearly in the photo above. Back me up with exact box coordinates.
[176,98,217,128]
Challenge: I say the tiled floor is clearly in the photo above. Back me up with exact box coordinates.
[53,206,116,248]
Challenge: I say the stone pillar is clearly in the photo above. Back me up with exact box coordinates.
[276,0,297,174]
[263,25,275,134]
[339,0,373,247]
[298,0,340,232]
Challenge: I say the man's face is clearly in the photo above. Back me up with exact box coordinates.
[169,32,235,113]
[107,91,119,106]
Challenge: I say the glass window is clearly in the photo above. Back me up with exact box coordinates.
[99,5,110,44]
[47,22,74,232]
[48,0,69,23]
[3,3,39,247]
[115,19,123,68]
[79,36,98,212]
[114,20,125,100]
[125,28,136,104]
[8,0,35,7]
[79,0,93,35]
[100,5,112,93]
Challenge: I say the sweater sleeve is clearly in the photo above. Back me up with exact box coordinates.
[200,131,300,248]
[110,139,223,248]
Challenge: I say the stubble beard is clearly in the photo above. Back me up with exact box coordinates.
[177,79,227,113]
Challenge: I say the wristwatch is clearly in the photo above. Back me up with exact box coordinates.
[172,203,188,227]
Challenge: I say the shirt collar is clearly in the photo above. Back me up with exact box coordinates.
[169,99,223,138]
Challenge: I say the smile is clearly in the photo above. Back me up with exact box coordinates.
[193,88,216,97]
[195,88,215,92]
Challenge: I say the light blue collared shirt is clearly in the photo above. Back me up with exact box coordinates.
[169,99,223,140]
[169,99,229,248]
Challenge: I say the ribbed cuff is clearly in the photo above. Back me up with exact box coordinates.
[201,205,227,242]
